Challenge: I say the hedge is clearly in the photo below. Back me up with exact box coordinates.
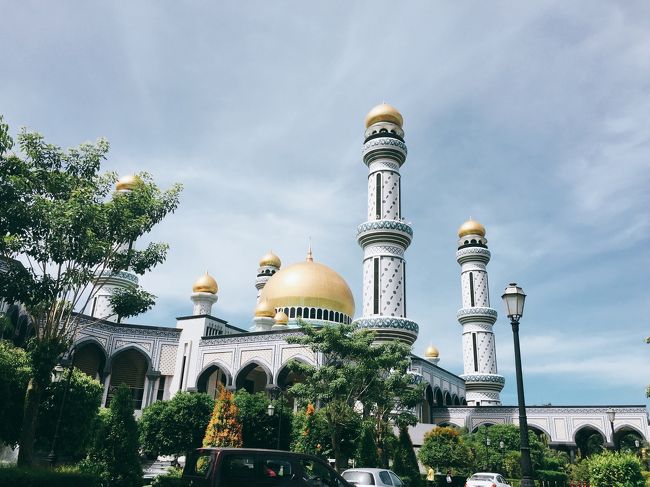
[0,466,101,487]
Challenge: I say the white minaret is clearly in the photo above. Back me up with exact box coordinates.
[252,299,275,331]
[190,272,219,315]
[90,175,140,321]
[353,103,418,345]
[456,219,504,406]
[255,252,281,302]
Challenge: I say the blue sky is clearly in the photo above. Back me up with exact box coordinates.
[1,1,648,407]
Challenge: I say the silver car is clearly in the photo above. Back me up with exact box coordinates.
[342,468,404,487]
[465,472,511,487]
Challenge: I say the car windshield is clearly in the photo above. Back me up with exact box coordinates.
[470,474,495,481]
[342,471,375,484]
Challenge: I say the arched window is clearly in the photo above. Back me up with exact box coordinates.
[297,308,302,318]
[290,307,296,318]
[329,310,334,321]
[310,308,316,319]
[317,309,322,319]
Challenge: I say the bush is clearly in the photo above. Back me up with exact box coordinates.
[81,384,142,487]
[151,467,186,487]
[535,469,568,482]
[0,466,101,487]
[588,451,645,487]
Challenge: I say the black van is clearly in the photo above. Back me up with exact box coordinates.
[182,448,355,487]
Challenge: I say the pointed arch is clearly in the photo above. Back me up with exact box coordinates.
[235,361,272,393]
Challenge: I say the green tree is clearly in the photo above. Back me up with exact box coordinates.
[35,367,103,459]
[0,116,181,465]
[203,385,242,448]
[287,321,422,470]
[109,287,156,324]
[233,390,291,449]
[588,451,645,487]
[139,392,214,461]
[0,339,30,447]
[84,384,142,487]
[355,420,380,468]
[392,426,422,487]
[417,426,472,474]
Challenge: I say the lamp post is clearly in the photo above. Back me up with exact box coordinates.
[502,283,534,487]
[499,440,505,473]
[267,385,283,450]
[485,435,491,471]
[606,408,616,450]
[47,351,75,466]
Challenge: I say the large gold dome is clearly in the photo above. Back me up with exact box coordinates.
[260,256,355,317]
[365,103,403,128]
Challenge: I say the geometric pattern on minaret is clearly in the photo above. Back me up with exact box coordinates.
[456,219,504,406]
[353,103,419,345]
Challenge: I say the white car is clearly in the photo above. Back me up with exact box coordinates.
[342,468,404,486]
[465,472,511,487]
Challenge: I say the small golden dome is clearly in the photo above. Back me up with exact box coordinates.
[192,272,218,294]
[365,103,403,128]
[254,300,275,318]
[274,310,289,325]
[425,345,439,358]
[458,219,486,238]
[115,174,142,192]
[259,251,281,268]
[260,256,355,318]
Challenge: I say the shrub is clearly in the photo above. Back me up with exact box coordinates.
[81,384,142,487]
[535,469,569,482]
[392,427,422,487]
[151,467,186,487]
[0,466,101,487]
[354,419,380,468]
[588,451,645,487]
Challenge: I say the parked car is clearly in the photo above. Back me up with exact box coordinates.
[182,447,354,487]
[465,472,511,487]
[342,468,404,486]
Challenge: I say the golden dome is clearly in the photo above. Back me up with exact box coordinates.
[425,345,439,359]
[254,299,275,318]
[260,255,355,318]
[259,251,281,268]
[458,219,486,238]
[115,174,142,192]
[365,103,403,128]
[274,310,289,325]
[192,272,218,294]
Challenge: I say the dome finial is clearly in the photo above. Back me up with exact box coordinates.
[307,238,313,262]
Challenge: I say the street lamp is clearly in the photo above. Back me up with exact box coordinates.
[606,408,616,450]
[499,440,505,473]
[267,385,283,450]
[47,352,75,466]
[485,435,491,471]
[502,283,534,487]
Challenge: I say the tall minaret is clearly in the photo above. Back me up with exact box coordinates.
[353,103,418,345]
[255,252,281,302]
[90,175,140,321]
[456,219,504,406]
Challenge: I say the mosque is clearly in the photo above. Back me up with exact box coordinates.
[1,104,648,458]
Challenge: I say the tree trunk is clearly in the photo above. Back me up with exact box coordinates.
[17,377,43,466]
[331,427,344,471]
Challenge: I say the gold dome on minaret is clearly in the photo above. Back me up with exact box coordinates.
[365,103,403,128]
[458,219,486,238]
[192,272,218,294]
[115,174,142,192]
[254,299,275,318]
[425,344,439,359]
[259,251,281,268]
[274,310,289,325]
